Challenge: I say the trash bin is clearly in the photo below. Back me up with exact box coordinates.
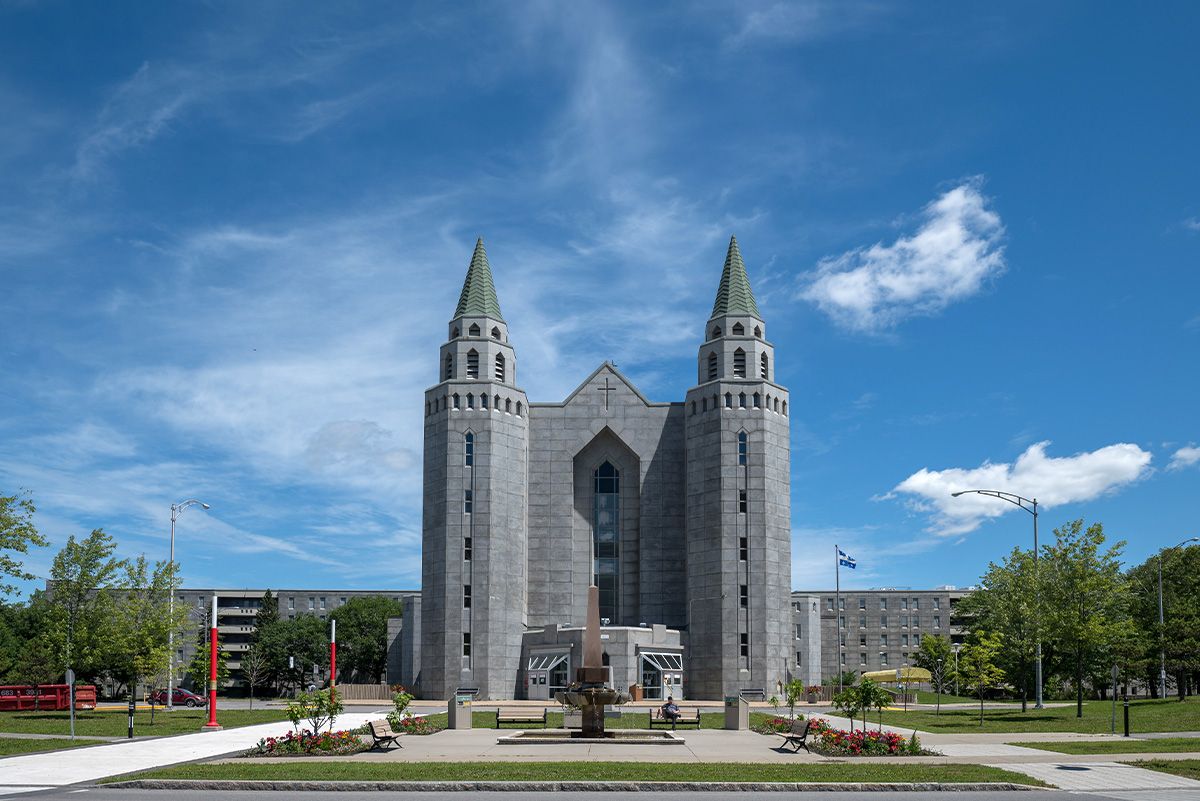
[628,684,644,702]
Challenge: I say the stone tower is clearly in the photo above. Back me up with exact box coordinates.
[684,236,792,699]
[420,239,529,700]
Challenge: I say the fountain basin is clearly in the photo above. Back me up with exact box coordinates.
[497,729,685,745]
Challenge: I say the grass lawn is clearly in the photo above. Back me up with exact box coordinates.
[0,736,93,756]
[1014,737,1200,755]
[0,708,289,738]
[461,710,781,730]
[1128,759,1200,781]
[874,698,1200,734]
[111,760,1046,786]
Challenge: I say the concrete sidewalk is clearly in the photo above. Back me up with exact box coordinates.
[0,709,389,796]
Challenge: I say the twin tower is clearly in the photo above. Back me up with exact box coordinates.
[419,237,793,700]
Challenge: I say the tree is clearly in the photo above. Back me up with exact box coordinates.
[254,614,328,695]
[106,556,190,701]
[783,678,805,720]
[1042,520,1128,717]
[241,645,270,709]
[0,491,47,599]
[328,595,403,682]
[956,547,1042,711]
[957,632,1006,725]
[1126,545,1200,700]
[43,529,126,682]
[913,634,954,714]
[184,646,230,694]
[254,590,280,634]
[0,601,52,683]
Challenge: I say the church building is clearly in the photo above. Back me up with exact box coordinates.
[407,236,794,700]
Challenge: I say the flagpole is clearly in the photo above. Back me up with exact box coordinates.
[835,544,842,696]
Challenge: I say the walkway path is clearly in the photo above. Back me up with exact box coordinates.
[0,709,388,796]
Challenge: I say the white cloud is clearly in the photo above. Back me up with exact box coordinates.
[1183,217,1200,232]
[891,440,1152,535]
[725,2,883,49]
[798,180,1006,332]
[1169,445,1200,471]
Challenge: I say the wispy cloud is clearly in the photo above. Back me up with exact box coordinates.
[1182,217,1200,232]
[798,179,1006,332]
[889,441,1152,535]
[725,1,885,49]
[1168,445,1200,471]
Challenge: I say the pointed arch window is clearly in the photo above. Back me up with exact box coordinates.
[452,326,460,339]
[466,393,474,409]
[494,353,506,382]
[733,348,746,378]
[732,323,745,336]
[711,326,722,340]
[452,393,460,409]
[491,327,501,340]
[724,392,733,408]
[593,461,620,624]
[738,431,748,465]
[753,325,761,338]
[468,323,481,337]
[753,392,760,408]
[760,352,769,379]
[738,392,746,408]
[444,354,454,380]
[707,352,718,382]
[466,350,479,379]
[480,393,488,409]
[505,398,512,413]
[494,394,501,410]
[464,432,474,466]
[516,401,523,416]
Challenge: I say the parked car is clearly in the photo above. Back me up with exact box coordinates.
[148,688,206,707]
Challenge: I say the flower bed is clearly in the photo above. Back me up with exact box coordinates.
[395,715,444,736]
[246,729,366,757]
[807,717,935,756]
[751,716,794,735]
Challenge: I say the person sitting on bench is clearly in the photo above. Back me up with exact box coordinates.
[660,696,680,723]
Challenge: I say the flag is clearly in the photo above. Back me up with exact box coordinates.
[838,549,857,570]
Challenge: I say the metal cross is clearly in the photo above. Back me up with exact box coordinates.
[597,376,617,410]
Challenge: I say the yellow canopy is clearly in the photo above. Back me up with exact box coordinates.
[861,667,932,683]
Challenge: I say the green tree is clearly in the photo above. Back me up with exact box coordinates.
[913,634,954,713]
[184,646,230,695]
[956,547,1042,710]
[254,590,280,634]
[1126,544,1200,700]
[783,678,805,720]
[957,632,1006,724]
[0,491,47,599]
[44,529,126,682]
[1042,519,1128,717]
[328,595,403,682]
[106,556,190,701]
[254,614,328,695]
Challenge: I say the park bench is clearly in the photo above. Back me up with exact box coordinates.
[649,706,701,730]
[495,707,548,728]
[367,718,403,750]
[778,718,812,753]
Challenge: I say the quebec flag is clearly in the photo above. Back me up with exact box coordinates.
[838,549,857,570]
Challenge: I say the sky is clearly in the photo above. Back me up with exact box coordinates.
[1,1,1197,599]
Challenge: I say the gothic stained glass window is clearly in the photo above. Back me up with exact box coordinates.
[593,461,620,624]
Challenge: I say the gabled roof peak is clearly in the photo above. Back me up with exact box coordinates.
[453,237,504,321]
[710,235,761,319]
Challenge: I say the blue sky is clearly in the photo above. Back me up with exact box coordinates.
[1,1,1197,598]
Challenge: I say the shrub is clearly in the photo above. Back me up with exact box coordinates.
[387,688,414,728]
[803,717,935,757]
[751,715,795,735]
[247,729,365,757]
[285,689,344,735]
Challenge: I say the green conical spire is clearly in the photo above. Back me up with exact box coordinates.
[453,238,504,321]
[710,235,761,319]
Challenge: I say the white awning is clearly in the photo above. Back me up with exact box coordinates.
[527,653,569,672]
[640,652,683,671]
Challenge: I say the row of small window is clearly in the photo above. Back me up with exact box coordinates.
[842,633,924,647]
[828,596,940,611]
[452,323,503,340]
[709,323,761,340]
[838,615,941,629]
[427,393,523,415]
[691,392,786,415]
[444,351,506,381]
[706,350,768,381]
[836,652,913,667]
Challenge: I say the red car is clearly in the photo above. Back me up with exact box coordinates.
[148,688,206,707]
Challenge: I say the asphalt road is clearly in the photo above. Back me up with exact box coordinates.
[21,791,1194,801]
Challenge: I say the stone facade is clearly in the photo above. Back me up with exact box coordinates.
[417,236,794,700]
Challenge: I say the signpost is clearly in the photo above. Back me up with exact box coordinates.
[65,668,75,741]
[202,595,221,730]
[127,696,135,739]
[330,619,337,701]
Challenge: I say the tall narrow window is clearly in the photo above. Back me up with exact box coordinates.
[738,392,746,408]
[760,352,769,379]
[480,393,488,409]
[466,350,479,379]
[593,461,620,624]
[494,353,506,382]
[462,633,471,657]
[463,585,471,609]
[444,354,453,380]
[466,393,474,409]
[738,489,747,513]
[464,489,473,514]
[711,326,721,339]
[724,393,732,408]
[491,327,501,339]
[468,323,480,336]
[452,393,460,409]
[464,536,472,560]
[733,348,746,377]
[739,633,749,657]
[753,325,761,338]
[464,432,474,466]
[505,398,512,413]
[739,584,748,608]
[752,392,760,408]
[737,431,748,465]
[707,352,718,381]
[732,323,744,335]
[739,536,748,561]
[452,327,460,339]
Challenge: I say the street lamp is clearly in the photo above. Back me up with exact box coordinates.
[168,499,210,710]
[952,644,961,696]
[951,489,1044,709]
[1158,536,1200,699]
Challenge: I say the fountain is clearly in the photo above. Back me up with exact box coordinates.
[496,585,682,744]
[554,584,630,738]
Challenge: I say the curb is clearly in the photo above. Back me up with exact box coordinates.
[108,779,1041,792]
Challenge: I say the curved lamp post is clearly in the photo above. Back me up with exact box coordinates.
[1159,537,1200,698]
[950,489,1043,709]
[168,499,210,710]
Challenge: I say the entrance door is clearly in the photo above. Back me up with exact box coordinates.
[526,653,568,701]
[662,672,683,700]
